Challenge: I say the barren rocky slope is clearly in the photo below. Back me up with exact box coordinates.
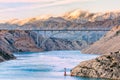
[71,50,120,79]
[0,30,42,62]
[82,25,120,54]
[0,30,88,62]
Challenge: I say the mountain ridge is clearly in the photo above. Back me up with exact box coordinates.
[1,9,120,26]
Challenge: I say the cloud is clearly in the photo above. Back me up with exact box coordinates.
[0,0,62,3]
[0,0,95,3]
[0,0,96,13]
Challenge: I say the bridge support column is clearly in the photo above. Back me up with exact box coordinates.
[36,31,39,47]
[29,31,32,38]
[44,31,47,38]
[95,31,98,41]
[86,31,89,45]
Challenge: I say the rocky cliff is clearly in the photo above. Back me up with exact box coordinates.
[0,30,43,62]
[0,50,15,62]
[0,30,43,53]
[82,25,120,54]
[71,50,120,79]
[0,30,89,62]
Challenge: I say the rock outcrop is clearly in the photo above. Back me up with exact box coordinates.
[82,25,120,54]
[0,50,16,62]
[0,30,43,62]
[71,50,120,79]
[0,30,43,53]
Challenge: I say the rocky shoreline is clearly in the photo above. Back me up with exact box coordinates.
[0,50,16,62]
[71,50,120,79]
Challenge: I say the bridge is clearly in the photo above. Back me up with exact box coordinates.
[0,28,112,48]
[0,28,111,31]
[20,28,111,47]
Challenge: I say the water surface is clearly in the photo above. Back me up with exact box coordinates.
[0,51,104,80]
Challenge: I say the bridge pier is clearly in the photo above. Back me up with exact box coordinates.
[86,31,89,45]
[36,31,39,47]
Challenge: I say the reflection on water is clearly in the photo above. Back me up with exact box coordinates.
[0,51,105,80]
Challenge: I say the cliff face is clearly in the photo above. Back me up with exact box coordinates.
[71,50,120,79]
[0,30,89,62]
[0,30,43,62]
[0,30,43,53]
[82,25,120,54]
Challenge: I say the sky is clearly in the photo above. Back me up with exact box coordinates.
[0,0,120,20]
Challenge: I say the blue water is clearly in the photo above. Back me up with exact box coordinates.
[0,51,105,80]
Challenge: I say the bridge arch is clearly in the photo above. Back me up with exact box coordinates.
[33,29,111,48]
[39,31,82,47]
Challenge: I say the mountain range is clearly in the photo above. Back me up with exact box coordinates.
[0,9,120,30]
[0,9,120,61]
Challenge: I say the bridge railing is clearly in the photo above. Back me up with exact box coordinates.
[0,28,111,31]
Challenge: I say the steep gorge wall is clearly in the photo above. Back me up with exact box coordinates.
[82,25,120,54]
[0,30,89,61]
[0,26,113,62]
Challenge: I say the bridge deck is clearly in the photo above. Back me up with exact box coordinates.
[0,29,111,31]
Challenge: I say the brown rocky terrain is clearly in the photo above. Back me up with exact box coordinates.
[82,25,120,54]
[71,50,120,79]
[0,30,88,62]
[0,30,43,62]
[0,30,43,53]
